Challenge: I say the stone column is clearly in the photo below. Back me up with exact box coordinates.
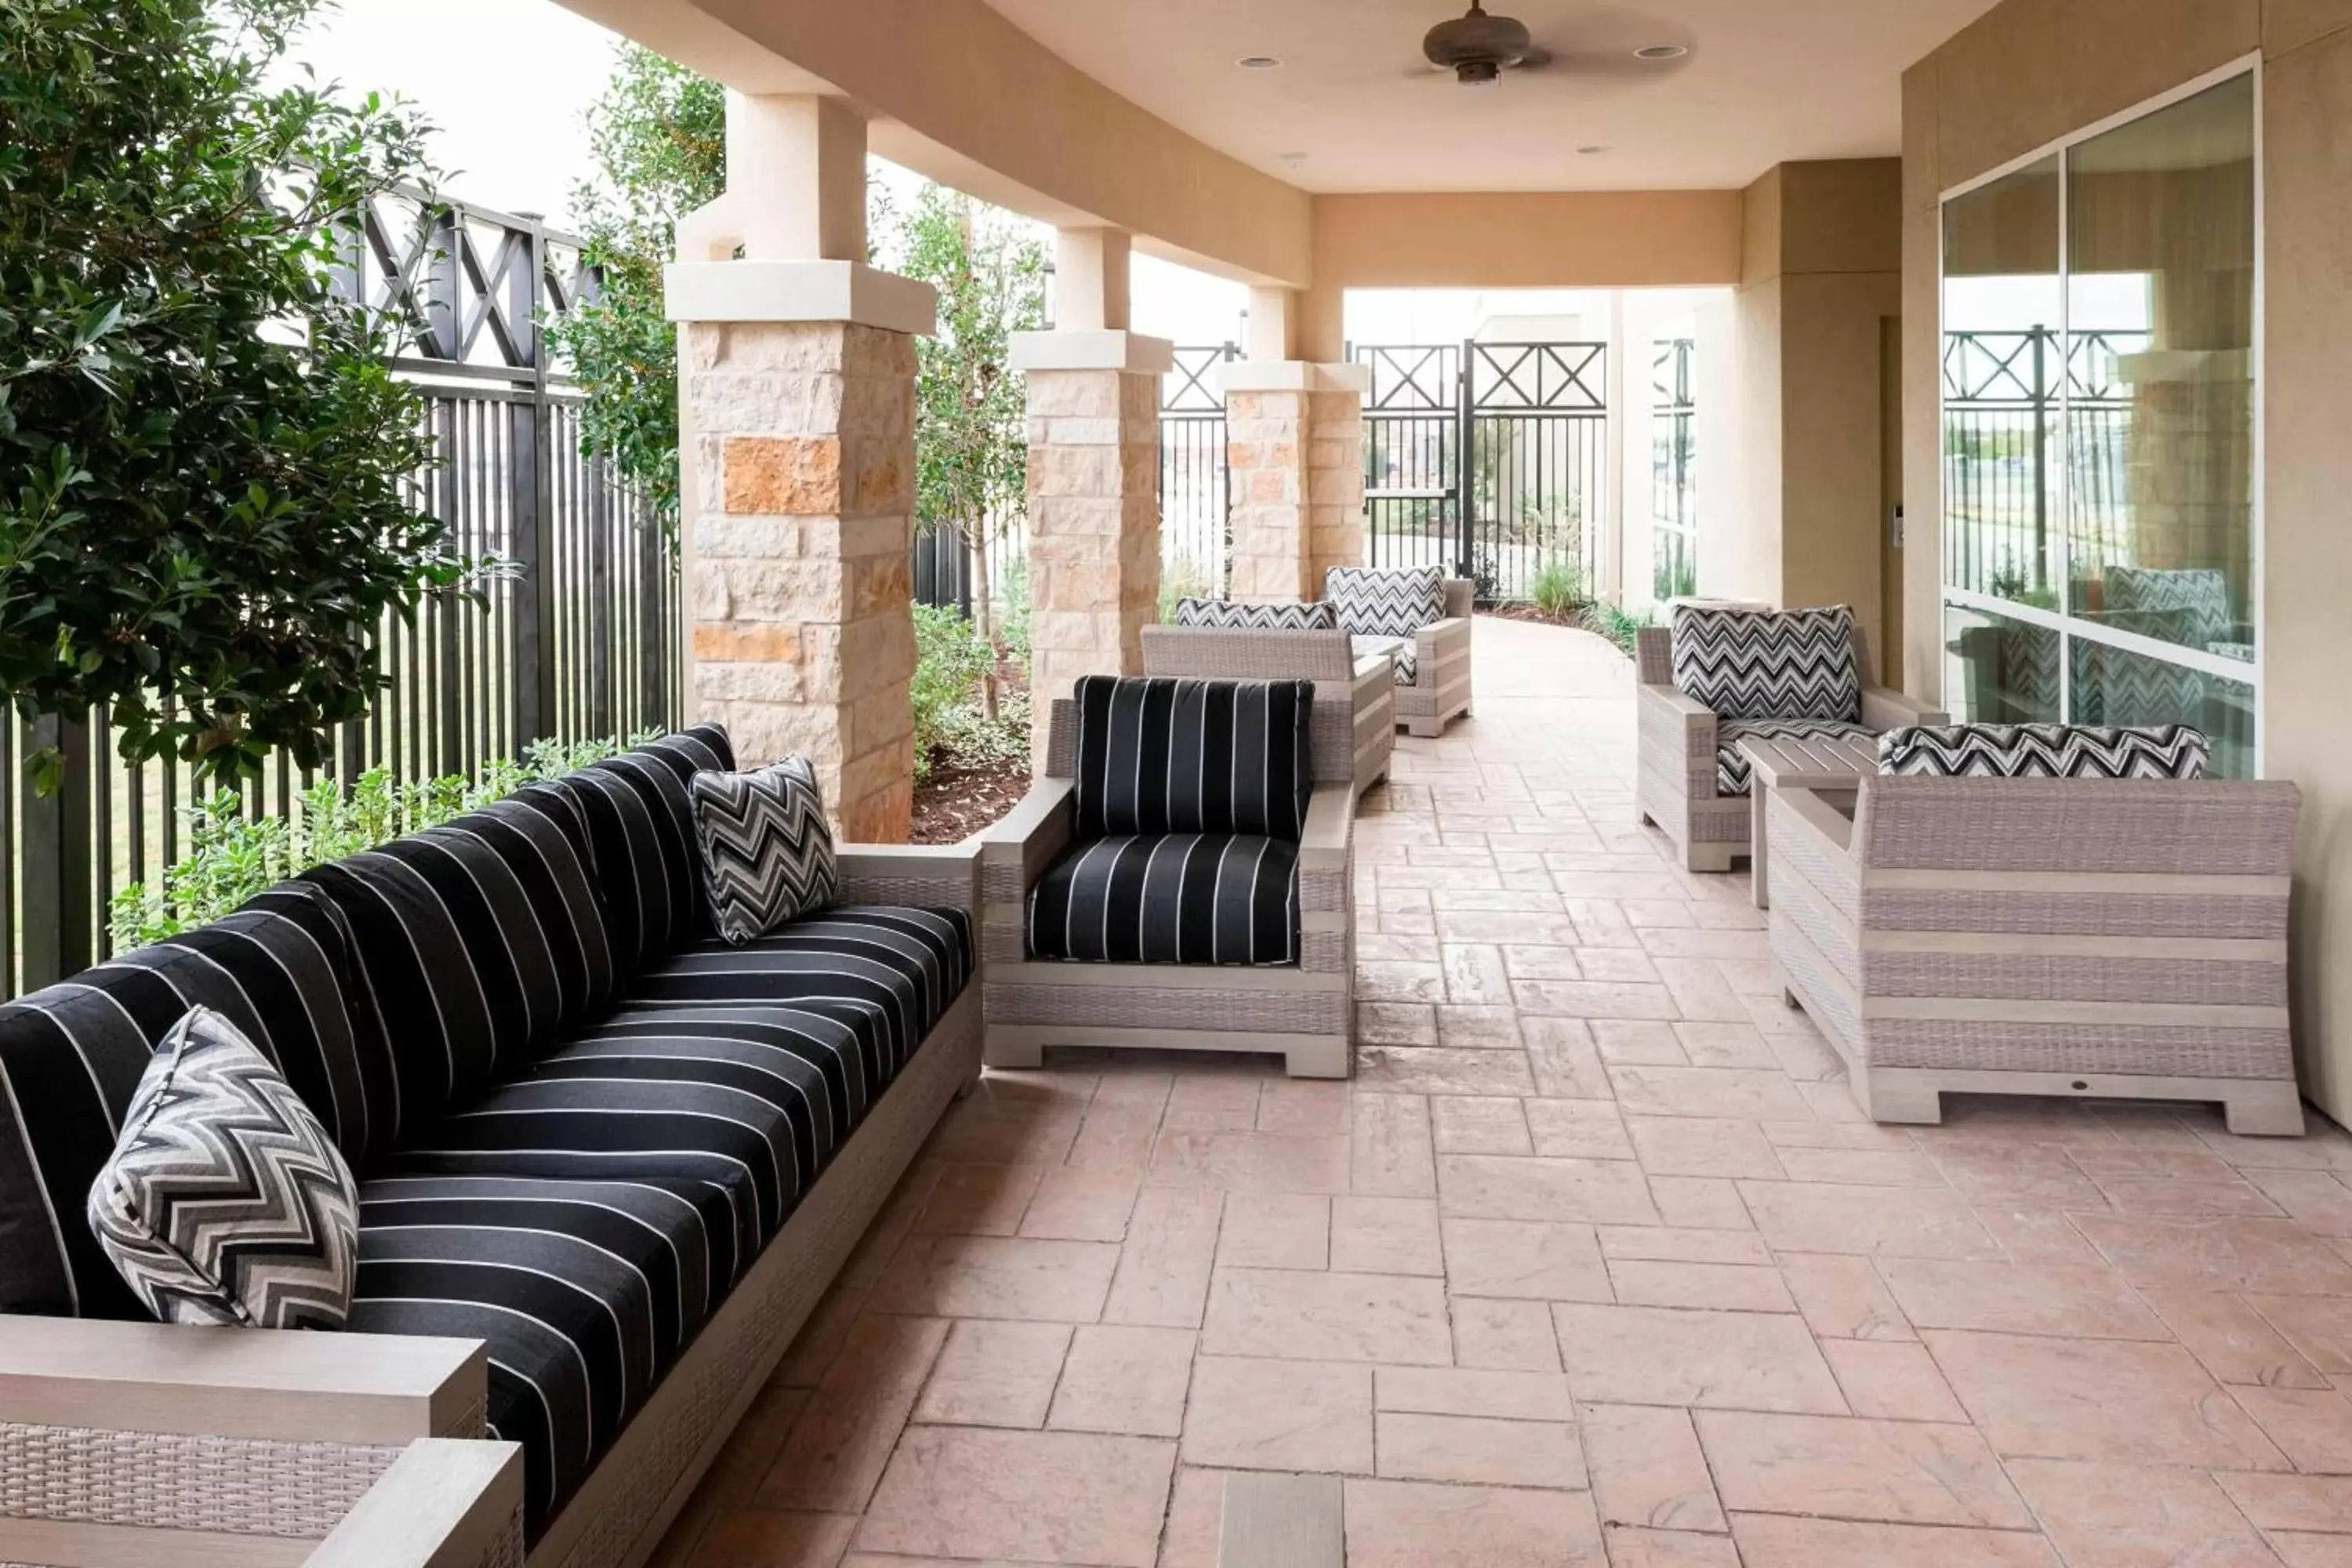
[1223,361,1372,603]
[1011,328,1173,766]
[665,92,937,841]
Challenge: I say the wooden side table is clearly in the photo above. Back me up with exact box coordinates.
[1734,731,1879,909]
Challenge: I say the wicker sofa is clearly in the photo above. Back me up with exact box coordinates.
[0,725,982,1568]
[1766,754,2303,1134]
[1636,612,1945,873]
[1142,622,1395,797]
[980,675,1355,1078]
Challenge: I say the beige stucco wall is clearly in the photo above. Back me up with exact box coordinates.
[1900,0,2352,1120]
[1719,159,1904,669]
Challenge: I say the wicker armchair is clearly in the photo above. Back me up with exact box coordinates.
[1767,770,2304,1134]
[1382,577,1475,737]
[979,676,1355,1079]
[1635,619,1944,872]
[1141,622,1394,797]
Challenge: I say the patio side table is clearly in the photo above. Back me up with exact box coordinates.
[1734,731,1880,909]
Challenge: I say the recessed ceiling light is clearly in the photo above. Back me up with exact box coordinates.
[1634,43,1688,60]
[1236,55,1282,70]
[1577,144,1610,155]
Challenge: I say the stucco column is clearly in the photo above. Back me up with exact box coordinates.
[1221,360,1371,603]
[665,93,938,841]
[1010,328,1174,766]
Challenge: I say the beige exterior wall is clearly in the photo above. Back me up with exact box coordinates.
[1720,159,1904,670]
[1900,0,2352,1119]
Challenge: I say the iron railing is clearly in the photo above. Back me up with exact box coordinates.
[3,187,679,999]
[1161,343,1238,599]
[1354,339,1610,601]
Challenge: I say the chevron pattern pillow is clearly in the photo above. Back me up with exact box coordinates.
[1671,604,1861,722]
[1877,723,2211,780]
[1172,597,1338,632]
[689,754,838,943]
[87,1006,360,1329]
[1325,565,1446,638]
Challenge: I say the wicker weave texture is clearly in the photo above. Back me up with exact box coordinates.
[1867,1018,2293,1077]
[1863,952,2287,1007]
[1861,887,2287,940]
[1139,626,1356,682]
[0,1423,398,1539]
[1861,777,2300,876]
[985,982,1346,1034]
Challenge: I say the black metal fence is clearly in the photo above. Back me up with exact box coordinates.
[3,188,679,999]
[1355,339,1610,601]
[1160,344,1237,599]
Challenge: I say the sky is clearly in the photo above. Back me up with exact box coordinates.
[278,0,1636,352]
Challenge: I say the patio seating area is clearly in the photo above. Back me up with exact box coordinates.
[643,617,2352,1568]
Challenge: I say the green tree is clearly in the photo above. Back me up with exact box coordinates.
[890,184,1045,717]
[543,44,724,529]
[0,0,465,786]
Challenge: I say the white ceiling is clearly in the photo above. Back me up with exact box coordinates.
[979,0,2005,193]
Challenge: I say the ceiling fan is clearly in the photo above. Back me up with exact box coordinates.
[1416,2,1690,87]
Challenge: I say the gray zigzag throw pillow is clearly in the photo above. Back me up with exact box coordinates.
[690,754,839,943]
[88,1005,360,1330]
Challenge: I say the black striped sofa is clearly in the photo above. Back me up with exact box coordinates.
[0,725,982,1568]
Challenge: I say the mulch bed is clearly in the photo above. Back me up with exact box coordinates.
[910,753,1031,844]
[1479,603,1585,628]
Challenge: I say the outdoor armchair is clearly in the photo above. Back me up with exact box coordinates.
[979,674,1356,1078]
[1635,604,1944,872]
[1766,723,2303,1134]
[1323,568,1475,737]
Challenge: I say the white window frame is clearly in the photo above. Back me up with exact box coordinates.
[1936,53,2265,774]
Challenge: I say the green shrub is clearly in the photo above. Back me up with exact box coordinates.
[912,604,992,782]
[1530,560,1588,619]
[1157,554,1215,623]
[107,731,648,949]
[1580,599,1661,659]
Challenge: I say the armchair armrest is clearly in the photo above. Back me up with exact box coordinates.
[0,1316,484,1445]
[1639,680,1718,732]
[1299,780,1356,872]
[307,1439,523,1568]
[977,778,1077,892]
[1860,685,1947,731]
[1441,577,1475,619]
[836,840,981,916]
[1773,785,1859,859]
[1414,615,1472,662]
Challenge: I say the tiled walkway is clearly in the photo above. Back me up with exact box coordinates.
[659,617,2352,1568]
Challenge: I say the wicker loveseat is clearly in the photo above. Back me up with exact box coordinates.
[980,674,1355,1078]
[0,725,982,1568]
[1142,619,1395,797]
[1636,604,1945,872]
[1766,724,2303,1134]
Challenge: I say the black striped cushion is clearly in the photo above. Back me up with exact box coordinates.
[617,906,974,1098]
[568,725,735,973]
[1671,604,1861,723]
[0,882,387,1317]
[1073,675,1314,843]
[1027,834,1299,966]
[350,1173,719,1536]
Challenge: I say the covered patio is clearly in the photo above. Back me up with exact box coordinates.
[655,619,2352,1568]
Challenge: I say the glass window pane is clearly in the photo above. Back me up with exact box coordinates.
[2071,639,2255,779]
[1944,604,2062,724]
[2066,75,2256,659]
[1942,157,2061,607]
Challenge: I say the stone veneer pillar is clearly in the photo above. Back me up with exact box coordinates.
[1221,361,1372,603]
[667,260,937,840]
[1010,329,1174,768]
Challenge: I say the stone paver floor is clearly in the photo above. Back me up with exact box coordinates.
[656,617,2352,1568]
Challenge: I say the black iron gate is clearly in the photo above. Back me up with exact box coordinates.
[1354,339,1610,601]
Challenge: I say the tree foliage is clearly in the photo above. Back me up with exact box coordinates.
[543,43,724,530]
[0,0,466,786]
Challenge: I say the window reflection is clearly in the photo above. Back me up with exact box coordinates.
[1947,605,2061,725]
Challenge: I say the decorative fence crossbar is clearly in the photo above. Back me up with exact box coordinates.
[2,187,680,999]
[1942,326,2142,601]
[1355,339,1610,601]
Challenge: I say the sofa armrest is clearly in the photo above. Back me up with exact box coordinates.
[307,1439,523,1568]
[1639,680,1717,733]
[837,840,980,916]
[977,778,1077,894]
[0,1316,485,1445]
[1299,780,1356,873]
[1441,577,1475,619]
[1413,615,1472,672]
[1860,685,1948,731]
[1773,785,1859,859]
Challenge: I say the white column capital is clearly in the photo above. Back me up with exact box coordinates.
[664,260,937,336]
[1009,329,1174,374]
[1214,360,1371,395]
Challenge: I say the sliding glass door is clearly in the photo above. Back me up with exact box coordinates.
[1940,70,2259,777]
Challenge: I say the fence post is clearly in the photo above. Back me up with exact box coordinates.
[510,213,557,749]
[19,713,93,990]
